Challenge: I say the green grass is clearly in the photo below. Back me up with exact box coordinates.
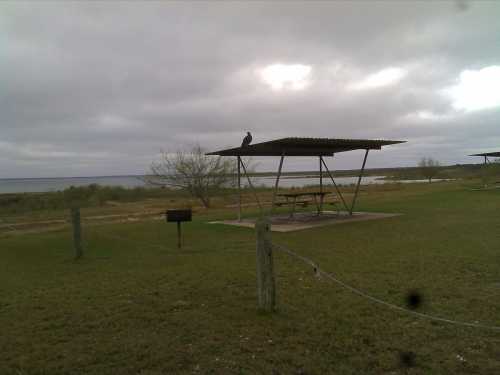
[1,182,500,374]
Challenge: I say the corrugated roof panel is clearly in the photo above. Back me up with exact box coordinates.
[206,137,405,156]
[470,151,500,157]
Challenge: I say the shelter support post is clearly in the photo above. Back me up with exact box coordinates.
[320,156,350,213]
[319,156,323,193]
[270,154,285,215]
[240,157,263,213]
[237,156,242,221]
[350,149,369,215]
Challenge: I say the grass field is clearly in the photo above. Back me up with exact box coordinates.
[1,182,500,374]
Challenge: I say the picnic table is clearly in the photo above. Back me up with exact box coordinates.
[275,191,336,217]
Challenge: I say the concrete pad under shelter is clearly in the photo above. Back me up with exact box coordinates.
[209,211,402,232]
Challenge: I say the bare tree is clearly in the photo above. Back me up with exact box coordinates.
[146,145,239,208]
[418,157,440,183]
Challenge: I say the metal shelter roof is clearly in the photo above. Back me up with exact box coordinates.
[470,151,500,157]
[207,137,405,157]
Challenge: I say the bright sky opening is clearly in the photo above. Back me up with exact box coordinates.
[259,64,312,91]
[448,66,500,111]
[349,67,407,90]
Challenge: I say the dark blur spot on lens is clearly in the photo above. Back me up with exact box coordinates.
[399,351,416,368]
[406,290,423,310]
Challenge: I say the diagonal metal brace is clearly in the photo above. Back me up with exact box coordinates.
[320,156,350,213]
[349,149,369,215]
[239,156,263,213]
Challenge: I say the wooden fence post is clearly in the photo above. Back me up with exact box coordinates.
[255,217,276,312]
[71,207,83,259]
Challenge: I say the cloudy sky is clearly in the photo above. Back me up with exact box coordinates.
[2,1,500,178]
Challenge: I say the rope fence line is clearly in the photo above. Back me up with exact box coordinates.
[272,243,500,332]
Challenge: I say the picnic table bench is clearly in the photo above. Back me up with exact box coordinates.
[275,191,340,217]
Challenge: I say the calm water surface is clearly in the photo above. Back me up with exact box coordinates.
[0,176,145,194]
[0,175,445,194]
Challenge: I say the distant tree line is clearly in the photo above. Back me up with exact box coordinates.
[416,156,500,184]
[0,184,180,215]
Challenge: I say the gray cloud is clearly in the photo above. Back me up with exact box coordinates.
[1,1,500,177]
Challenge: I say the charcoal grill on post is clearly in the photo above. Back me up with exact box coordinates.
[166,209,192,248]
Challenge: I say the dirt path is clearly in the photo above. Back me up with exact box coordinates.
[0,210,167,237]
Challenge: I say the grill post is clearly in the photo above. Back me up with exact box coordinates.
[177,221,181,249]
[166,209,192,249]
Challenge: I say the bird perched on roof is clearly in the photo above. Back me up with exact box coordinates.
[241,131,252,147]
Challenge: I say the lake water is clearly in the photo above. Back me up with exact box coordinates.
[250,175,386,188]
[0,174,442,194]
[0,176,145,194]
